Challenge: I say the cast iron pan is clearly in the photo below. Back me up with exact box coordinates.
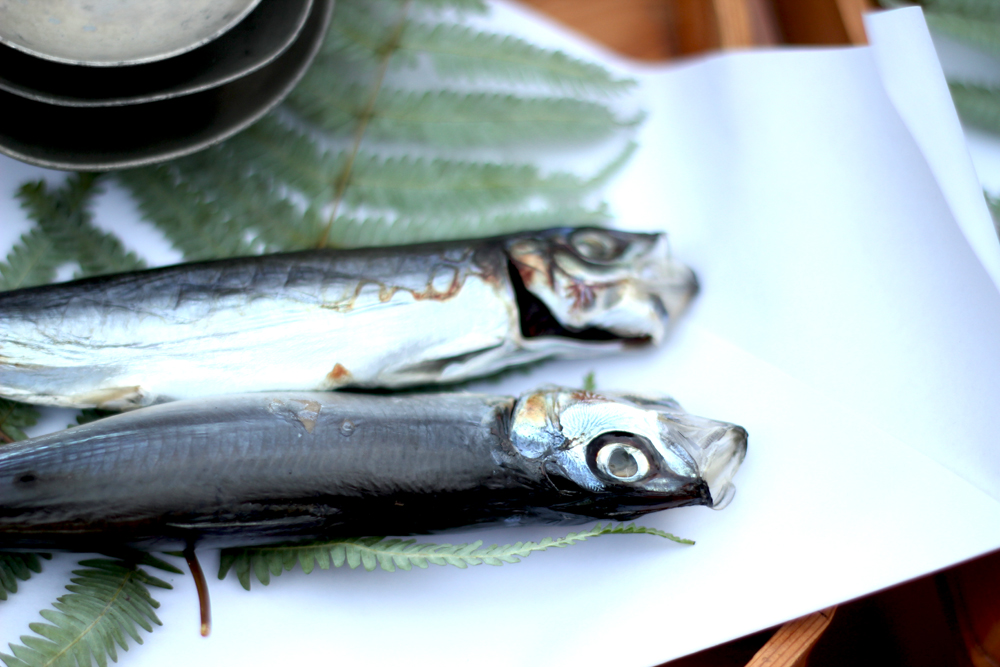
[0,0,333,171]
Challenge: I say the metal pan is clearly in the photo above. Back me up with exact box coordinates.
[0,0,334,171]
[0,0,263,67]
[0,0,313,107]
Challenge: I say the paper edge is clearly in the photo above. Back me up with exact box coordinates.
[865,7,1000,293]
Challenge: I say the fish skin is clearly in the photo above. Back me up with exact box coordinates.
[0,387,746,551]
[0,228,698,409]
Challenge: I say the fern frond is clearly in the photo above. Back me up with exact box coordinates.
[292,84,638,146]
[926,11,1000,54]
[0,558,174,667]
[0,398,39,444]
[228,118,344,202]
[922,0,1000,19]
[949,82,1000,132]
[0,227,62,291]
[16,175,145,278]
[324,203,609,248]
[166,147,325,252]
[322,0,416,67]
[218,523,692,590]
[0,554,51,602]
[320,2,631,96]
[115,166,256,260]
[402,22,635,96]
[344,153,622,215]
[407,0,488,13]
[73,409,115,428]
[985,190,1000,236]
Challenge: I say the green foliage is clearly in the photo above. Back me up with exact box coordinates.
[986,190,1000,236]
[928,11,1000,54]
[291,83,639,146]
[0,556,177,667]
[117,0,638,255]
[582,371,597,392]
[400,22,635,94]
[17,175,145,278]
[219,522,692,590]
[0,399,39,444]
[0,554,51,602]
[1,0,646,660]
[879,1,1000,53]
[73,409,116,428]
[921,0,1000,19]
[0,227,61,291]
[950,82,1000,132]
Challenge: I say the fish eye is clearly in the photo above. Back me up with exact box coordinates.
[569,230,625,263]
[596,442,649,483]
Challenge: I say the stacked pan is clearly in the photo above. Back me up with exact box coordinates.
[0,0,334,171]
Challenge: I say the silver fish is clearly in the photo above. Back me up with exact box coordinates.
[0,386,746,551]
[0,228,697,409]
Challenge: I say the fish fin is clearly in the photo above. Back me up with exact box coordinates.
[71,385,149,410]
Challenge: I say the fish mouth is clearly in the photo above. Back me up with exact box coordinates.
[507,261,652,344]
[693,425,747,510]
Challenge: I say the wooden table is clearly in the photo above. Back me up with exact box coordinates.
[517,1,1000,665]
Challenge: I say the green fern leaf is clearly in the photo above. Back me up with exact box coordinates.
[292,84,638,146]
[218,523,692,590]
[0,558,175,667]
[346,153,625,215]
[72,409,115,428]
[226,118,344,202]
[402,22,635,95]
[115,166,256,260]
[16,174,145,278]
[408,0,488,12]
[322,203,609,248]
[922,0,1000,19]
[949,82,1000,132]
[0,398,38,444]
[0,554,51,602]
[321,0,415,66]
[926,11,1000,54]
[0,227,63,291]
[164,146,326,252]
[985,190,1000,238]
[115,0,637,251]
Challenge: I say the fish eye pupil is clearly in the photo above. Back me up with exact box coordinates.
[595,441,649,482]
[571,231,620,261]
[607,447,638,478]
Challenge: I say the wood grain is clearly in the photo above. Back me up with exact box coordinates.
[745,607,837,667]
[518,0,871,59]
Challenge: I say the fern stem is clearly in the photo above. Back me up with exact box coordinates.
[319,0,414,248]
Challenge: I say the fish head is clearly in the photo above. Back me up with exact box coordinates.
[505,228,698,346]
[509,387,747,516]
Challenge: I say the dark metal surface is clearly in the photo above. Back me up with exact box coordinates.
[0,0,333,171]
[0,0,313,107]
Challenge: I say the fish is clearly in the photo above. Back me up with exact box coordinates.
[0,228,698,409]
[0,386,746,552]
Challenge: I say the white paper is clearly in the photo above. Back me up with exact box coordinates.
[3,6,1000,666]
